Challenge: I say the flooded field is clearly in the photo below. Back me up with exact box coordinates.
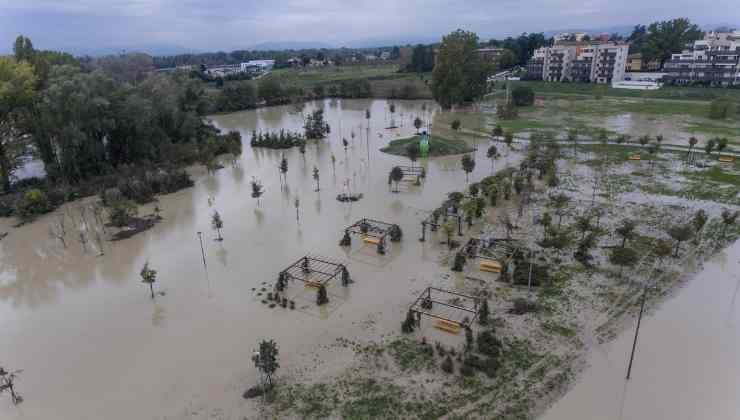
[0,99,522,419]
[543,240,740,420]
[2,97,739,420]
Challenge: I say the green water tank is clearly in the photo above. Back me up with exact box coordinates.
[420,131,430,157]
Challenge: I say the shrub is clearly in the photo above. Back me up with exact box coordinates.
[477,330,502,358]
[108,199,138,227]
[16,188,52,220]
[441,355,454,373]
[708,97,736,120]
[511,86,534,106]
[509,298,539,315]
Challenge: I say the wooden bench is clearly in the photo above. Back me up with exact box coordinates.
[719,155,735,163]
[434,320,462,334]
[479,260,502,273]
[305,281,322,288]
[363,236,381,245]
[628,154,641,161]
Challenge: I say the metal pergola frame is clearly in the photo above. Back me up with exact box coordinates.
[279,255,347,287]
[341,218,398,254]
[397,165,425,182]
[409,286,479,328]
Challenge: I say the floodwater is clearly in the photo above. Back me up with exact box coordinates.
[0,99,523,419]
[541,239,740,420]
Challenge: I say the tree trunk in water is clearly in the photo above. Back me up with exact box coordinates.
[150,284,154,299]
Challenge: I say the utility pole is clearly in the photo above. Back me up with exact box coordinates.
[197,231,207,268]
[626,284,648,380]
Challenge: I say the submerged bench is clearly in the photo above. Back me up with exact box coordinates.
[479,260,502,273]
[362,236,381,245]
[719,155,735,163]
[434,319,462,334]
[304,281,322,288]
[628,154,641,161]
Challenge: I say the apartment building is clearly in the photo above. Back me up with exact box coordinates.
[663,31,740,86]
[526,42,629,83]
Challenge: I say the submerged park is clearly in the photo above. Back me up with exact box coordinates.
[1,89,739,419]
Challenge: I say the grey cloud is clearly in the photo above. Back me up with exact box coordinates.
[1,0,739,54]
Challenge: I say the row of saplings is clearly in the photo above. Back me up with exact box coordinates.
[400,298,512,377]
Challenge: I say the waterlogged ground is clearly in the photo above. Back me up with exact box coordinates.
[2,98,740,420]
[0,99,520,419]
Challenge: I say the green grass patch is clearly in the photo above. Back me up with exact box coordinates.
[380,135,473,157]
[387,338,436,371]
[511,80,740,102]
[541,320,577,338]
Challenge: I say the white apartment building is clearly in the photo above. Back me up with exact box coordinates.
[527,42,629,84]
[663,31,740,86]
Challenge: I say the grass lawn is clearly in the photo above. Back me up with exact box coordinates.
[256,64,433,98]
[380,135,473,157]
[508,80,740,102]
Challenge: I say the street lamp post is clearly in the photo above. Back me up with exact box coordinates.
[197,231,207,268]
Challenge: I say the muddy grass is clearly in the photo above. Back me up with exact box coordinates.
[380,135,474,158]
[253,143,740,420]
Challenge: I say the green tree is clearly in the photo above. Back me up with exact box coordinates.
[705,138,716,156]
[642,18,704,69]
[211,211,224,241]
[487,145,498,174]
[13,36,35,62]
[0,57,37,191]
[492,124,503,141]
[503,131,514,149]
[252,339,280,390]
[511,86,534,106]
[721,209,740,238]
[653,239,673,267]
[667,224,694,257]
[432,29,489,108]
[610,247,638,276]
[406,142,420,167]
[615,219,637,248]
[140,261,158,299]
[312,166,320,191]
[478,299,490,325]
[389,166,404,192]
[413,116,423,133]
[461,154,476,182]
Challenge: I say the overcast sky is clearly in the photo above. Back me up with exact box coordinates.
[2,0,739,54]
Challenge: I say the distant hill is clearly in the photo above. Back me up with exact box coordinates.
[247,41,335,51]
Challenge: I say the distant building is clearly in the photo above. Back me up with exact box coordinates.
[240,60,275,72]
[663,30,740,86]
[379,51,391,60]
[553,32,587,44]
[626,53,661,72]
[526,41,629,84]
[476,47,505,62]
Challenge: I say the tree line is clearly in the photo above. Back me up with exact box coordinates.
[0,36,241,219]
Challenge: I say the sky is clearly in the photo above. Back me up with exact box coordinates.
[1,0,739,54]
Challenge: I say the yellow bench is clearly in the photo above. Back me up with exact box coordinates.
[363,236,381,245]
[628,154,641,161]
[434,320,462,334]
[305,281,322,288]
[479,260,502,273]
[719,156,735,163]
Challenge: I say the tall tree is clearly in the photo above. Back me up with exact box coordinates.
[642,18,703,69]
[432,30,489,108]
[461,154,476,182]
[252,339,279,390]
[0,57,37,191]
[140,261,158,299]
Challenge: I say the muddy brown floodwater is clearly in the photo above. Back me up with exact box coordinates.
[0,99,525,420]
[541,239,740,420]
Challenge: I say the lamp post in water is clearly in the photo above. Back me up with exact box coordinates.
[197,231,207,268]
[626,282,652,380]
